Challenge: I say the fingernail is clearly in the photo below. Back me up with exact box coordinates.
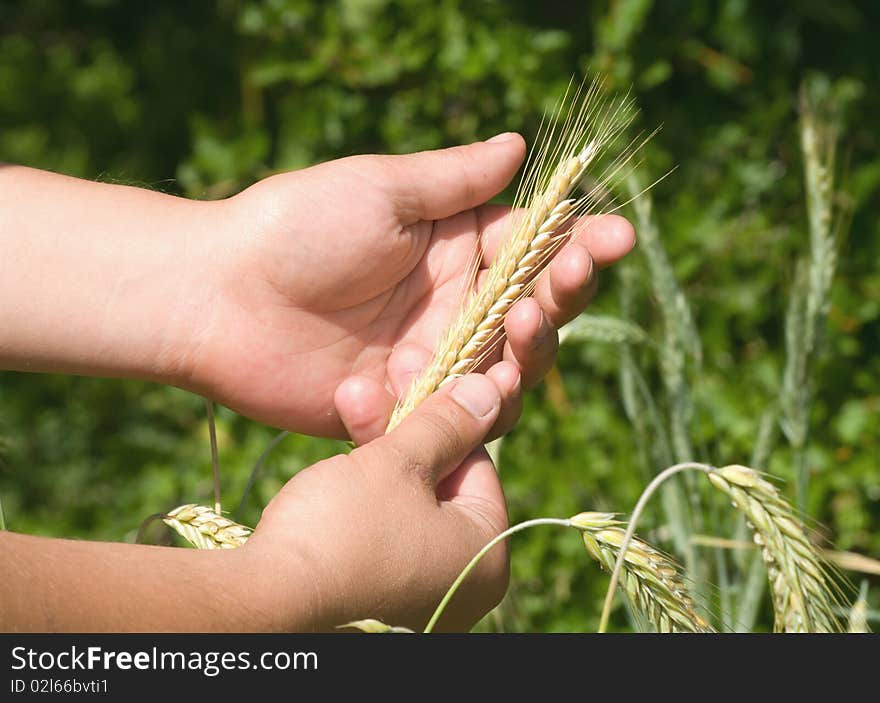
[579,254,595,289]
[486,132,518,144]
[451,375,499,419]
[532,311,552,347]
[505,370,522,398]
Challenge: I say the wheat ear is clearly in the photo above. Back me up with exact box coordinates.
[337,619,415,634]
[707,465,842,632]
[387,80,639,430]
[570,512,713,633]
[163,504,253,550]
[846,582,870,633]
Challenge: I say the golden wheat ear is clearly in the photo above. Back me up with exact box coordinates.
[162,504,253,549]
[386,78,645,431]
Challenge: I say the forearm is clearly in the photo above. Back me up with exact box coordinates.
[0,531,310,632]
[0,165,221,383]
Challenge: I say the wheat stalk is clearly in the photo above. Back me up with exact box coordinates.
[781,78,850,511]
[707,465,841,632]
[387,80,639,430]
[570,512,713,633]
[627,179,701,463]
[162,504,253,550]
[622,185,704,592]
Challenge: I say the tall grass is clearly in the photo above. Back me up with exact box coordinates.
[558,74,858,631]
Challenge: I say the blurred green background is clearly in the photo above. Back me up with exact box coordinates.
[1,0,878,631]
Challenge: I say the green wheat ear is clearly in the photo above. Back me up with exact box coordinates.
[570,511,713,633]
[708,465,843,633]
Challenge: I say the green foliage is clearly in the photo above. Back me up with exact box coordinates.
[1,0,878,631]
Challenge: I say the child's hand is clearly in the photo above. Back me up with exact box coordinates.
[187,135,635,437]
[0,371,513,632]
[242,372,512,632]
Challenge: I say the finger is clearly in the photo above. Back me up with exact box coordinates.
[391,350,519,443]
[574,214,637,268]
[477,211,635,328]
[502,297,559,389]
[531,238,597,329]
[484,361,522,441]
[360,373,501,487]
[383,134,526,223]
[438,447,508,534]
[479,209,634,269]
[528,215,635,328]
[334,362,519,446]
[334,375,396,446]
[433,447,510,631]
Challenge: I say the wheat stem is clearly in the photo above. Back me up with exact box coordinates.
[625,184,703,585]
[598,462,714,633]
[235,429,290,520]
[204,398,221,515]
[423,518,572,633]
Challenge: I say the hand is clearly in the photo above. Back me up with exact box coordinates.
[187,134,635,437]
[244,373,510,632]
[0,373,510,632]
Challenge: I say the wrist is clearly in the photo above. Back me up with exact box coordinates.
[0,166,230,385]
[85,190,231,389]
[137,196,233,390]
[232,534,335,632]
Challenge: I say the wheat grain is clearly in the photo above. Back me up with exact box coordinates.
[387,81,638,430]
[570,512,713,633]
[163,504,253,550]
[338,619,414,633]
[707,465,841,632]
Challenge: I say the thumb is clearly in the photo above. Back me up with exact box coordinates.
[382,133,526,223]
[359,374,502,487]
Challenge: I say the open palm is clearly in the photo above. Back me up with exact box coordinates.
[187,134,634,440]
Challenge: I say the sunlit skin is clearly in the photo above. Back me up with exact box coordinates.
[0,134,635,630]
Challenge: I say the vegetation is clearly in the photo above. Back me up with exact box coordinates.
[1,0,878,632]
